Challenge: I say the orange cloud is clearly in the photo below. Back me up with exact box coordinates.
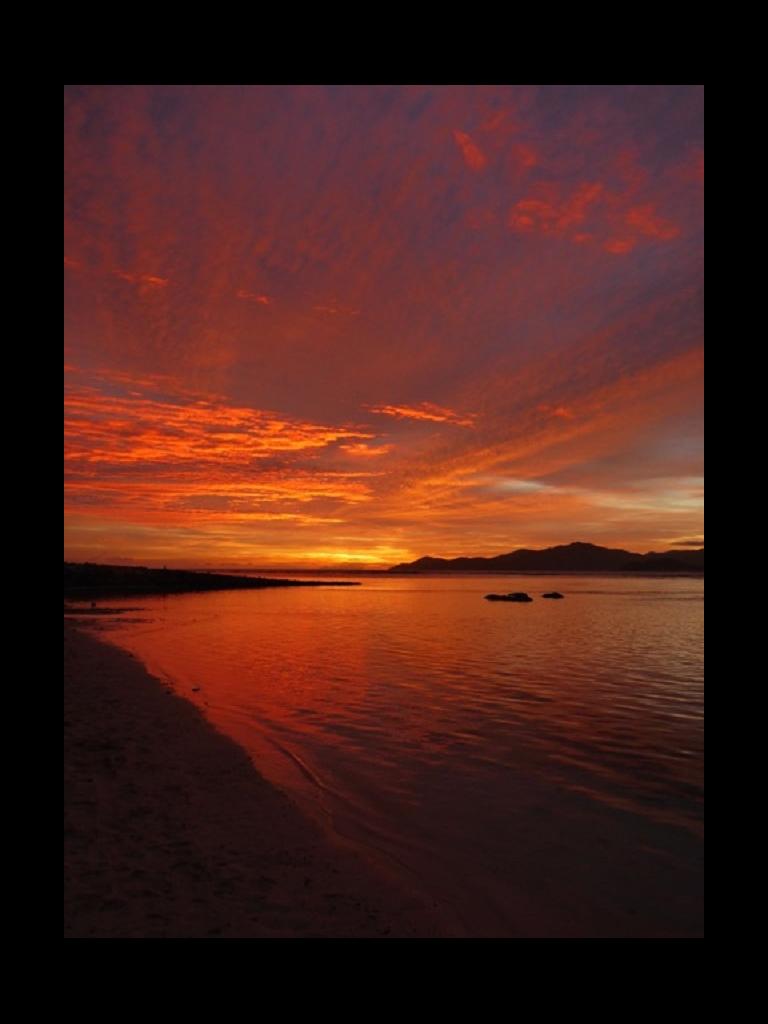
[452,130,487,172]
[66,474,374,516]
[397,348,703,507]
[66,384,374,469]
[340,443,394,457]
[366,402,476,427]
[64,368,383,535]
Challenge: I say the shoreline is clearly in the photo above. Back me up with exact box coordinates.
[64,623,447,939]
[64,562,360,601]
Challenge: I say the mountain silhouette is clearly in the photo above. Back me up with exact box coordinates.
[388,542,704,573]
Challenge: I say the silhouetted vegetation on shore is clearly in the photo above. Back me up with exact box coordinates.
[64,562,360,598]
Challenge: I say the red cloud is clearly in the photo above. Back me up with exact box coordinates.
[115,271,169,295]
[314,304,360,316]
[480,109,518,134]
[236,289,271,304]
[625,204,680,240]
[512,143,538,170]
[508,183,604,237]
[557,183,604,230]
[604,238,637,254]
[538,404,575,420]
[508,199,555,233]
[453,130,487,172]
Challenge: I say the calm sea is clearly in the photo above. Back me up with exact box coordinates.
[71,573,704,937]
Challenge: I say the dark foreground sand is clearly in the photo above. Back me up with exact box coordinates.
[64,625,446,938]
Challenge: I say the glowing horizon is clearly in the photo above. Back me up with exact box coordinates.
[65,85,703,569]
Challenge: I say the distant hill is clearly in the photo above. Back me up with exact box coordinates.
[388,542,704,573]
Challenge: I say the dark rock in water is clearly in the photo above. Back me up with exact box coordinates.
[542,592,564,599]
[484,592,533,602]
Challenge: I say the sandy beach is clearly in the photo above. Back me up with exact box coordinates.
[64,624,445,939]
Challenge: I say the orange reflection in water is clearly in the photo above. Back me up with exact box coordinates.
[87,574,703,937]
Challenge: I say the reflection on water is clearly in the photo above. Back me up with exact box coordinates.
[77,574,704,937]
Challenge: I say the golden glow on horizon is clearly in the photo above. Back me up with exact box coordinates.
[292,547,411,565]
[64,354,703,566]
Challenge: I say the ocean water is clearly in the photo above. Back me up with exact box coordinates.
[71,573,704,937]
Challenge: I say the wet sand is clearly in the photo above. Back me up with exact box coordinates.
[64,624,446,938]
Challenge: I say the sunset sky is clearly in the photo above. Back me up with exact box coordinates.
[64,85,703,568]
